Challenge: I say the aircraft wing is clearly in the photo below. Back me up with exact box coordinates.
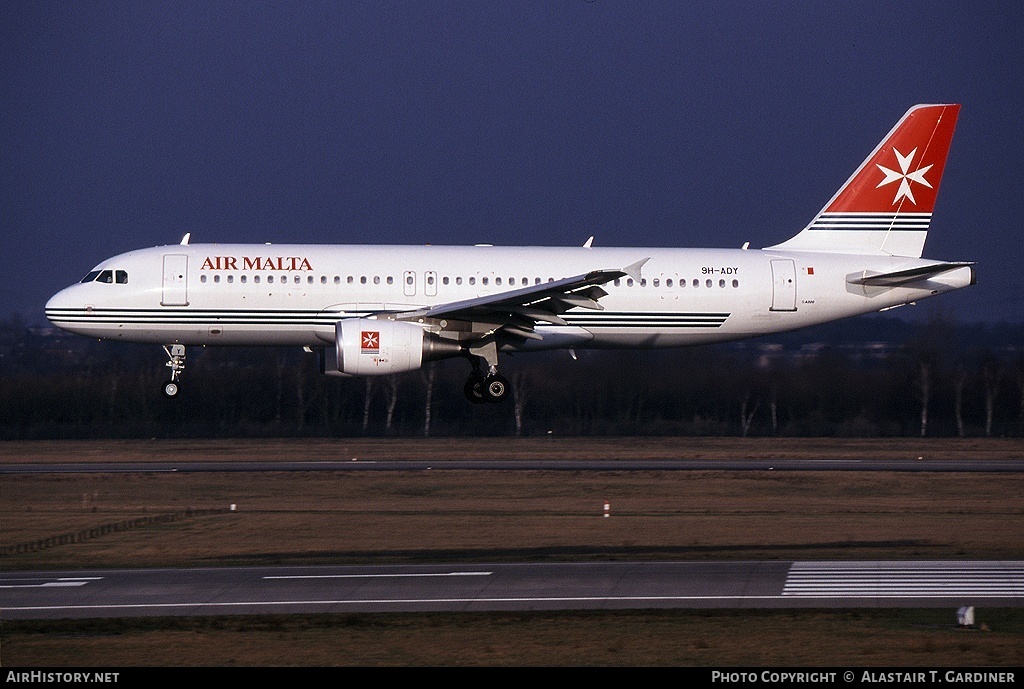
[394,257,649,340]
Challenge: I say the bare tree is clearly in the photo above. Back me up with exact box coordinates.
[917,359,931,437]
[740,390,759,437]
[362,377,375,434]
[982,354,1003,437]
[385,375,400,434]
[954,365,967,438]
[510,371,532,437]
[421,364,436,437]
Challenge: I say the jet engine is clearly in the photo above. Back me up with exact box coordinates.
[321,319,463,376]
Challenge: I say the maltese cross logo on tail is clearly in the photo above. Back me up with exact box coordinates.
[876,147,933,205]
[361,331,379,354]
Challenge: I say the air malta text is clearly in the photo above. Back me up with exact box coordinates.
[201,256,313,271]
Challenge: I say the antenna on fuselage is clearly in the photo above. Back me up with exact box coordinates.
[180,233,191,246]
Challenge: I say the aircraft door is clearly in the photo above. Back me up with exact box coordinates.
[403,271,416,297]
[161,254,189,306]
[769,259,797,312]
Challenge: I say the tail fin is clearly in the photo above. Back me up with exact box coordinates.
[768,104,960,258]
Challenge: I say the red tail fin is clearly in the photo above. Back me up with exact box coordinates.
[770,104,960,257]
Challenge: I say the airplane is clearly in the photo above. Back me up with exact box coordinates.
[46,104,974,404]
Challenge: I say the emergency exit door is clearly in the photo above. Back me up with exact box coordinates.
[770,259,797,312]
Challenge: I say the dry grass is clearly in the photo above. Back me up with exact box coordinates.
[2,436,1023,463]
[5,609,1024,667]
[2,437,1023,666]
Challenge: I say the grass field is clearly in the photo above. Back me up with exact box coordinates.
[2,437,1023,666]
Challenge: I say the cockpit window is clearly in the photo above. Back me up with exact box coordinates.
[79,269,128,284]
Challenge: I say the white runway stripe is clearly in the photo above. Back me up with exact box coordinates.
[783,561,1024,597]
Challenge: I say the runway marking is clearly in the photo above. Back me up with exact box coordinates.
[783,561,1024,597]
[0,577,102,589]
[7,587,1024,615]
[263,572,493,580]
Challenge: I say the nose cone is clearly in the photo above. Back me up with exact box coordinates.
[45,285,83,332]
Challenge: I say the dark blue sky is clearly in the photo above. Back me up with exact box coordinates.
[4,1,1021,324]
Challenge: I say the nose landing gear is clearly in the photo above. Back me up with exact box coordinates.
[162,344,185,398]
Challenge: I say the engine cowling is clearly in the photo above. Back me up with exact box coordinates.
[321,319,462,376]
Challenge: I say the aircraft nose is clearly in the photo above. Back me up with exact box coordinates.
[45,285,82,329]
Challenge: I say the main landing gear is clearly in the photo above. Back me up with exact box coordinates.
[162,344,186,398]
[463,343,509,404]
[464,370,510,404]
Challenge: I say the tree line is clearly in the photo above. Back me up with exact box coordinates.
[1,313,1022,439]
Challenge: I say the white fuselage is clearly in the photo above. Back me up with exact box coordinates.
[45,243,973,350]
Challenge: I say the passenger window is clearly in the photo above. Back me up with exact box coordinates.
[241,275,247,284]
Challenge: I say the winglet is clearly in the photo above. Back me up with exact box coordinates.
[622,257,650,281]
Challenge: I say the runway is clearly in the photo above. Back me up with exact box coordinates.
[3,560,1022,620]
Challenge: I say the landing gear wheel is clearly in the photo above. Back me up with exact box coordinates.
[464,375,487,404]
[162,381,181,399]
[484,374,510,403]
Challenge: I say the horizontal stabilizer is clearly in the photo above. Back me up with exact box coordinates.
[847,262,975,287]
